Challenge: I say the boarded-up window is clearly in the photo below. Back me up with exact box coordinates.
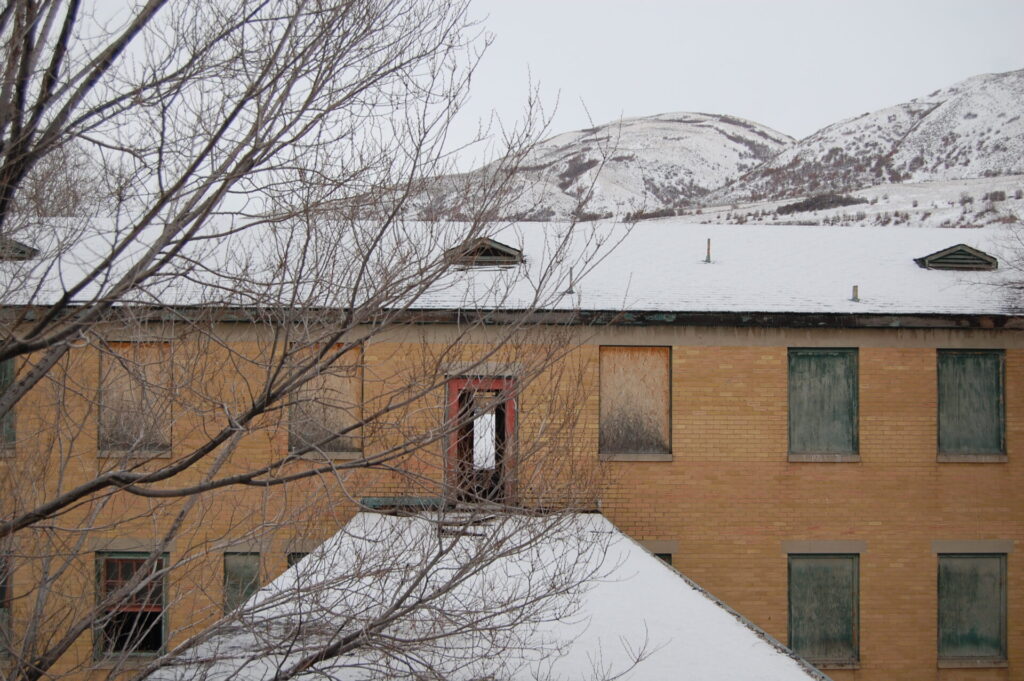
[96,553,165,655]
[938,350,1004,455]
[788,349,858,455]
[0,359,13,448]
[99,343,172,453]
[223,553,259,613]
[789,554,859,665]
[938,554,1006,662]
[599,346,670,454]
[288,346,361,455]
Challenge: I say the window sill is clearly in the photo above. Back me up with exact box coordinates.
[810,662,859,670]
[92,653,160,669]
[788,453,860,463]
[599,452,673,462]
[292,449,364,462]
[937,453,1007,463]
[97,449,171,459]
[938,659,1007,669]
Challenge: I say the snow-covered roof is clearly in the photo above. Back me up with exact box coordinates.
[156,512,826,681]
[1,216,1018,318]
[422,221,1020,317]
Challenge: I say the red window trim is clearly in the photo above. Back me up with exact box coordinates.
[100,556,164,613]
[445,377,517,502]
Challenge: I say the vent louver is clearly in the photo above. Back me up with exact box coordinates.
[914,244,997,271]
[446,237,524,267]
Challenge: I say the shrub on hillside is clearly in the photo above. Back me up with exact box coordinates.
[776,193,868,216]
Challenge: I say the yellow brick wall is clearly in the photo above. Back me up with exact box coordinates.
[598,341,1022,681]
[5,324,1021,681]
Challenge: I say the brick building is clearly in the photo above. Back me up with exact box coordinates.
[1,220,1020,680]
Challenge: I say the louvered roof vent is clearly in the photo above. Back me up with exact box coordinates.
[446,237,524,268]
[0,236,38,261]
[914,244,997,271]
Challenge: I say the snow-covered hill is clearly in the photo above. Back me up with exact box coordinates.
[416,113,792,221]
[714,69,1024,203]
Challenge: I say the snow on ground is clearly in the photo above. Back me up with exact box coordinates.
[155,512,826,681]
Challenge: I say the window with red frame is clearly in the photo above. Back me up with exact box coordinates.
[446,377,516,503]
[96,553,165,655]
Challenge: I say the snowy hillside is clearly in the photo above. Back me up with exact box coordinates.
[416,113,792,221]
[715,69,1024,203]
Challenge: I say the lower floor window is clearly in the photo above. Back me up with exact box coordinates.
[224,552,260,612]
[938,554,1006,662]
[96,553,165,655]
[788,554,859,665]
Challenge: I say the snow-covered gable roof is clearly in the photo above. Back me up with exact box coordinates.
[156,512,827,681]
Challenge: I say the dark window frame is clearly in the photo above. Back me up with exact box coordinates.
[0,358,14,450]
[788,553,860,667]
[937,349,1005,458]
[95,552,167,658]
[937,553,1007,665]
[788,348,859,459]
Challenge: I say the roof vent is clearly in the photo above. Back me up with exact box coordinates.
[0,236,38,261]
[914,244,997,271]
[446,237,524,268]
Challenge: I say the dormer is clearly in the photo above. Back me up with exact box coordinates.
[914,244,997,271]
[0,236,38,261]
[446,237,524,268]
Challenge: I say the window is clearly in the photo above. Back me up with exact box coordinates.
[599,346,670,457]
[0,359,14,450]
[938,350,1004,456]
[0,554,10,653]
[788,348,858,457]
[224,553,259,612]
[938,554,1006,664]
[654,553,672,566]
[788,554,859,666]
[288,346,362,456]
[99,343,172,454]
[286,552,308,568]
[96,553,165,656]
[446,377,516,503]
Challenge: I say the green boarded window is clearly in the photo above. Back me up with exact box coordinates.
[789,554,859,665]
[938,350,1004,455]
[0,359,14,448]
[224,553,259,613]
[788,349,858,455]
[938,554,1006,662]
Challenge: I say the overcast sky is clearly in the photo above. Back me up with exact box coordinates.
[448,0,1023,166]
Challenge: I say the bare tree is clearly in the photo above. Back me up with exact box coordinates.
[0,2,626,680]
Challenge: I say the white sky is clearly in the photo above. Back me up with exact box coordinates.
[449,0,1024,167]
